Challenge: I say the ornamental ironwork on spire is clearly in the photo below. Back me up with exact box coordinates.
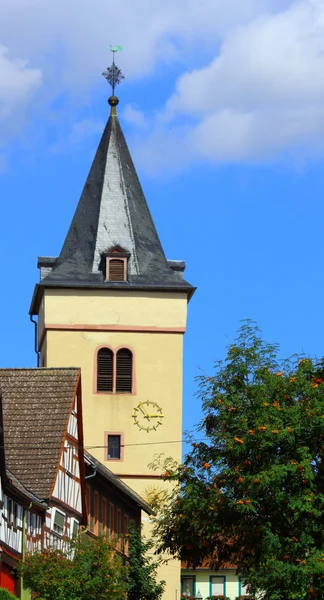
[102,45,125,107]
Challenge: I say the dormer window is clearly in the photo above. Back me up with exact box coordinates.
[103,245,130,282]
[109,259,126,281]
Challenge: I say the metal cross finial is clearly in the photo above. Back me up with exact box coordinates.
[102,45,125,96]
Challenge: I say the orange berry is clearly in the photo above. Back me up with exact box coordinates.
[272,429,279,434]
[203,462,211,469]
[237,477,244,483]
[234,437,244,445]
[237,500,244,505]
[277,371,283,376]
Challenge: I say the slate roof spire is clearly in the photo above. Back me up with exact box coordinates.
[30,59,194,314]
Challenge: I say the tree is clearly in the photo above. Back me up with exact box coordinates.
[153,322,324,600]
[127,525,165,600]
[18,535,126,600]
[0,589,18,600]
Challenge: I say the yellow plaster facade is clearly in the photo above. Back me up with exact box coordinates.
[39,287,189,600]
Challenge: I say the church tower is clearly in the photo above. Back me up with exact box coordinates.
[30,60,195,599]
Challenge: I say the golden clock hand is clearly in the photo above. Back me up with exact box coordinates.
[139,402,150,418]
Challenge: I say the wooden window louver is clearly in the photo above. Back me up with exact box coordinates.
[97,348,113,392]
[109,259,125,281]
[116,349,133,393]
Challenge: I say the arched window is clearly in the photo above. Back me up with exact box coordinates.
[97,348,113,392]
[108,259,125,281]
[116,349,133,393]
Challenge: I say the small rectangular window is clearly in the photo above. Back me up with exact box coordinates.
[52,508,65,536]
[70,517,79,538]
[211,576,225,596]
[86,485,91,527]
[13,503,18,528]
[239,577,250,596]
[107,435,121,460]
[110,504,115,535]
[7,498,12,525]
[181,577,194,597]
[65,442,73,475]
[102,498,107,535]
[124,514,129,555]
[117,509,122,551]
[94,492,99,536]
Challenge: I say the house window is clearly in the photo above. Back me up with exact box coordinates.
[96,347,133,394]
[107,435,121,460]
[181,577,195,597]
[211,576,225,596]
[239,577,250,596]
[97,348,113,392]
[108,259,126,281]
[52,508,65,536]
[13,503,18,528]
[65,442,73,475]
[109,504,115,535]
[116,349,133,393]
[117,509,122,551]
[124,514,129,555]
[70,518,79,538]
[102,498,107,535]
[94,492,99,536]
[86,485,91,525]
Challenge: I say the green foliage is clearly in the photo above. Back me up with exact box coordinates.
[153,322,324,600]
[0,588,18,600]
[127,525,165,600]
[17,535,126,600]
[205,595,231,600]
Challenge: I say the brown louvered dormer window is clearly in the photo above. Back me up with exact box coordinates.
[103,245,130,282]
[97,348,113,392]
[108,259,125,281]
[116,349,133,393]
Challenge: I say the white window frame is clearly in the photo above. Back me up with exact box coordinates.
[70,517,79,538]
[51,507,66,536]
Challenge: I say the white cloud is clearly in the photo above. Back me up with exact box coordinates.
[123,105,146,128]
[132,0,324,172]
[0,45,41,144]
[2,0,324,170]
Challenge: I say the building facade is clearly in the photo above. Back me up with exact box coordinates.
[181,567,251,600]
[0,368,152,597]
[29,93,195,599]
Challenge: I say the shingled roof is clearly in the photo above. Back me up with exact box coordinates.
[30,102,195,314]
[0,368,80,499]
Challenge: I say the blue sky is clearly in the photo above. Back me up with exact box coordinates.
[1,0,324,444]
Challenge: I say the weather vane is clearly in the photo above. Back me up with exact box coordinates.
[102,45,125,96]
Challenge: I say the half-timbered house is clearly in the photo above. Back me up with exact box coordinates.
[0,367,153,597]
[0,367,87,595]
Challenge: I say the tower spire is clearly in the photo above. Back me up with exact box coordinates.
[102,45,124,115]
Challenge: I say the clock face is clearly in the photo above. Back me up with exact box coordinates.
[132,400,164,432]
